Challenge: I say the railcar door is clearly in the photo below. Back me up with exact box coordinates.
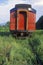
[17,10,27,31]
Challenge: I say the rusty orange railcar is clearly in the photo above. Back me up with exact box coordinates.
[10,4,36,35]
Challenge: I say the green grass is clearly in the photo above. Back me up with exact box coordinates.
[0,26,9,32]
[0,30,43,65]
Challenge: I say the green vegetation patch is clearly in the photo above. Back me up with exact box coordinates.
[0,30,43,65]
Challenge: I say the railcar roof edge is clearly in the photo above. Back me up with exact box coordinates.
[10,8,17,13]
[15,4,31,8]
[10,4,36,14]
[29,8,36,13]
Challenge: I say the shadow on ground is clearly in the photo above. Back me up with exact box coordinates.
[0,32,11,36]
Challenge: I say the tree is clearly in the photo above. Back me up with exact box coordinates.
[36,16,43,29]
[5,21,10,27]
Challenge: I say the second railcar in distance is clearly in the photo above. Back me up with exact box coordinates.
[10,4,36,36]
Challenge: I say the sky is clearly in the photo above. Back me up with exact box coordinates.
[0,0,43,24]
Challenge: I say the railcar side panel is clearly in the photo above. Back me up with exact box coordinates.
[10,12,16,30]
[27,12,36,31]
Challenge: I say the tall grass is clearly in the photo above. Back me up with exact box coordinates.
[0,30,43,65]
